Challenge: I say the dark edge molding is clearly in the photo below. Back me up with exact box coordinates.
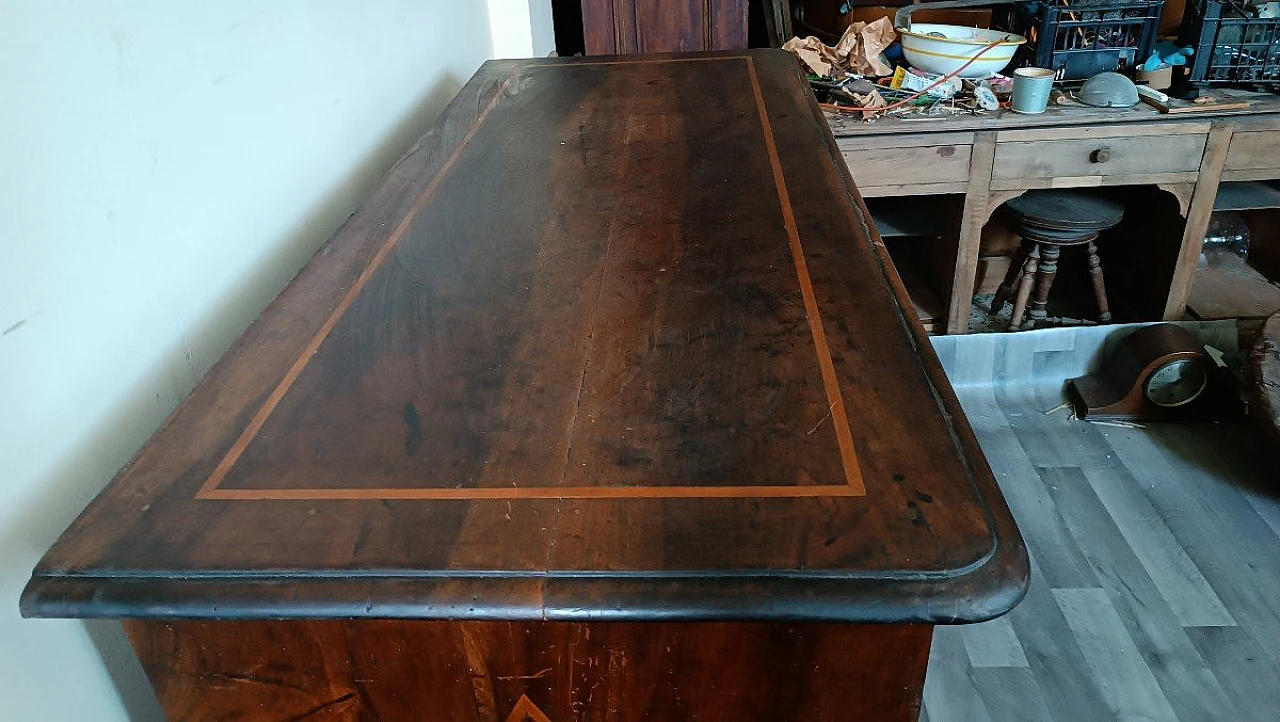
[23,571,1026,624]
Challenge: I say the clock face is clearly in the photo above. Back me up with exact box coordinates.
[1144,359,1208,408]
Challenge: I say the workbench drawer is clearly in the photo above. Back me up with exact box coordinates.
[840,134,973,192]
[1224,130,1280,173]
[991,129,1207,184]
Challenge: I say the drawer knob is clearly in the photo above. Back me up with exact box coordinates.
[1091,147,1111,163]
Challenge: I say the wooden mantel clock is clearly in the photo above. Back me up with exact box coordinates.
[1068,323,1233,420]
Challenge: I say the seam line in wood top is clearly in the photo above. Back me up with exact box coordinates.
[746,55,866,496]
[195,71,518,500]
[197,56,866,502]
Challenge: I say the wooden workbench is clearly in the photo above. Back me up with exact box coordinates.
[828,90,1280,333]
[22,50,1027,721]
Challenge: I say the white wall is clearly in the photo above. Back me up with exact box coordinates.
[487,0,557,58]
[0,2,502,719]
[528,0,557,57]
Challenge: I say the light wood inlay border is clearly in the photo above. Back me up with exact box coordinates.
[199,485,863,501]
[746,55,865,496]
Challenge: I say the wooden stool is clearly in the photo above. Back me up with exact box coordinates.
[992,190,1124,331]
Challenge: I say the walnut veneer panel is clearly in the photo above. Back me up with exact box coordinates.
[125,619,931,721]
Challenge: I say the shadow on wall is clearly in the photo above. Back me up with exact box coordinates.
[7,72,465,721]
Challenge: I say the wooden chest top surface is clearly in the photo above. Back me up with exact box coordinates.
[23,51,1026,622]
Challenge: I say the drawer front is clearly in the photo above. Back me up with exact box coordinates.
[842,144,972,189]
[1225,130,1280,172]
[992,133,1207,181]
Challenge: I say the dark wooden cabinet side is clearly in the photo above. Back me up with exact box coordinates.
[581,0,749,54]
[125,619,931,721]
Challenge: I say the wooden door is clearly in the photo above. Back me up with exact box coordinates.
[581,0,748,54]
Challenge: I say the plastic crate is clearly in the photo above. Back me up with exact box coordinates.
[997,0,1165,81]
[1180,0,1280,85]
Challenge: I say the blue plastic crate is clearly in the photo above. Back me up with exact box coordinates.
[1180,0,1280,85]
[998,0,1165,81]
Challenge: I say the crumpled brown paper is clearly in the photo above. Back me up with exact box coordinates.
[848,88,887,119]
[783,17,897,78]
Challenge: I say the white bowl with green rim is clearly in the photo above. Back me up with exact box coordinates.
[898,24,1025,79]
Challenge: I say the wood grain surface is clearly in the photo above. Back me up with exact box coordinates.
[23,51,1026,623]
[125,619,931,721]
[581,0,748,55]
[824,88,1280,138]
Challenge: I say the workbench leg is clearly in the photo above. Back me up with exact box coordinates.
[1163,123,1233,320]
[946,131,998,334]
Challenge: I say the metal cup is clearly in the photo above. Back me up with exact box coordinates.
[1011,68,1055,114]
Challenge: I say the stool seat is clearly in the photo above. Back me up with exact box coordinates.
[1004,190,1124,233]
[1016,224,1109,246]
[993,190,1124,330]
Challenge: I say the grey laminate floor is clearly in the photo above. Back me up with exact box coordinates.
[922,325,1280,722]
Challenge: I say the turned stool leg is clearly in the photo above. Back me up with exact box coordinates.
[1028,242,1059,324]
[1009,245,1039,330]
[992,243,1030,312]
[1086,239,1111,322]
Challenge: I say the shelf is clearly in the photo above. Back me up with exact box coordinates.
[885,242,946,333]
[866,196,952,238]
[1213,181,1280,212]
[1186,254,1280,320]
